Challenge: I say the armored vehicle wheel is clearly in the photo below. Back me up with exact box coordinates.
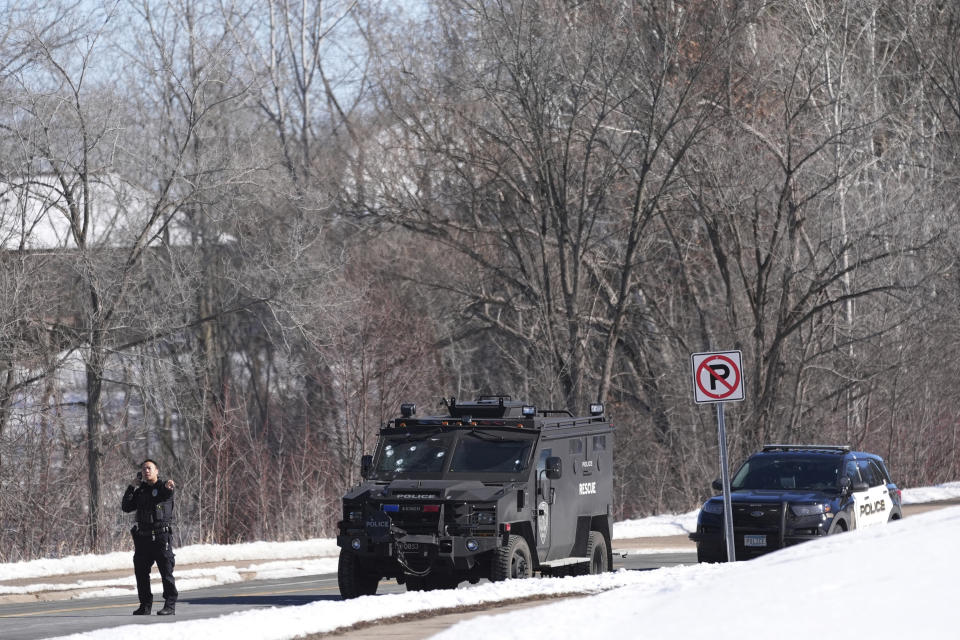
[586,531,609,574]
[338,549,379,598]
[404,576,427,591]
[405,575,460,592]
[491,534,533,581]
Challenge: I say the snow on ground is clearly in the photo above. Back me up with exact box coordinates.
[37,503,960,640]
[611,509,698,539]
[901,480,960,504]
[0,481,957,640]
[0,539,341,583]
[434,505,960,640]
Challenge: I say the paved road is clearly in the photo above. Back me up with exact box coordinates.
[0,549,692,640]
[0,572,342,640]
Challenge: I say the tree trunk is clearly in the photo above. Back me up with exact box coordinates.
[85,343,105,551]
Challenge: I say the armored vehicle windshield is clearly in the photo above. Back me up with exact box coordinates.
[371,427,538,479]
[448,430,536,473]
[375,431,450,474]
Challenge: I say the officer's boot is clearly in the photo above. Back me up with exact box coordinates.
[132,604,151,615]
[157,603,175,616]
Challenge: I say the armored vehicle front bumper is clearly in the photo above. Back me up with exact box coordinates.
[337,500,505,573]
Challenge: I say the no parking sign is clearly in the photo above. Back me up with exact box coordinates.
[691,350,744,403]
[691,349,745,562]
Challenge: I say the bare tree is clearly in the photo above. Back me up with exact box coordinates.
[3,0,269,549]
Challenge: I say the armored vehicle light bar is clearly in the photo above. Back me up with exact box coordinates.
[390,416,608,431]
[390,397,609,431]
[445,395,528,418]
[392,417,534,429]
[761,444,851,453]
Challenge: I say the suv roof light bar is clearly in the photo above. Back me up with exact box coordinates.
[761,444,851,453]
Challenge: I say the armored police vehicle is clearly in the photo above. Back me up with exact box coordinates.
[336,395,615,598]
[690,444,902,562]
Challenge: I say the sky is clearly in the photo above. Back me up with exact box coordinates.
[1,481,958,640]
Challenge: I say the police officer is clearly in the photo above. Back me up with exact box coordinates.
[121,458,178,616]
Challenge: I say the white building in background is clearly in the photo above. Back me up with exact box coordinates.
[0,173,227,251]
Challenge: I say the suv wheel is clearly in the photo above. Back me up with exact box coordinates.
[338,549,379,599]
[828,518,848,535]
[491,534,533,581]
[586,531,609,574]
[696,545,725,563]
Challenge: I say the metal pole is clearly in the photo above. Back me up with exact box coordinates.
[717,402,736,562]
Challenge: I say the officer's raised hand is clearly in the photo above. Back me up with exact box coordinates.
[165,479,175,490]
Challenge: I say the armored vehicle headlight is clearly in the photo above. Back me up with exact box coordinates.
[790,504,826,517]
[589,403,604,416]
[475,512,496,525]
[521,405,537,417]
[702,501,724,514]
[351,538,362,550]
[465,539,479,552]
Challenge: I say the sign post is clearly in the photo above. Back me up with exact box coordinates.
[691,350,744,563]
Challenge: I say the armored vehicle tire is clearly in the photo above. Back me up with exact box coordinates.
[491,534,533,581]
[338,549,379,598]
[405,575,461,592]
[404,576,428,591]
[586,531,609,574]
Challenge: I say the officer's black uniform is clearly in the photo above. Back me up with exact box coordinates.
[121,478,178,615]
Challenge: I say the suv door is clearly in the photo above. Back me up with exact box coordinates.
[853,459,890,528]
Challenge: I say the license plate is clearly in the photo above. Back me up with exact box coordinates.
[744,534,766,547]
[397,542,421,551]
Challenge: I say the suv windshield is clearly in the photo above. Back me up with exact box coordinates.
[449,431,536,473]
[732,456,843,491]
[375,432,452,474]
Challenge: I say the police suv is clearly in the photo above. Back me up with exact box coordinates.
[336,395,615,598]
[690,445,902,562]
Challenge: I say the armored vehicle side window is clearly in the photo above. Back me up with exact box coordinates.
[376,435,449,474]
[569,439,583,454]
[537,449,552,472]
[449,432,536,473]
[592,435,606,451]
